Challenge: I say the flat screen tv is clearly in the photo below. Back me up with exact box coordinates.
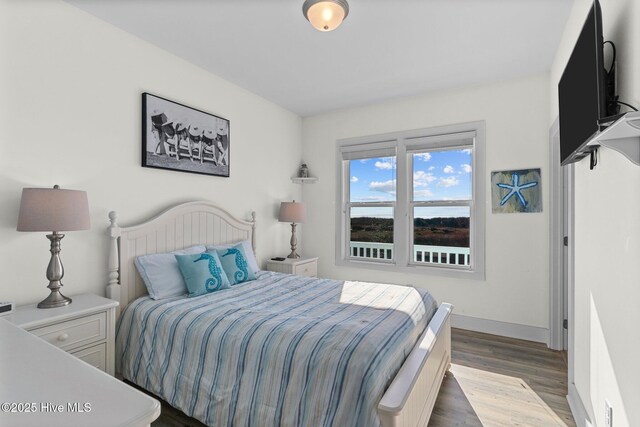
[558,0,607,165]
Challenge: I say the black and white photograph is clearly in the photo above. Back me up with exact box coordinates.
[142,92,230,177]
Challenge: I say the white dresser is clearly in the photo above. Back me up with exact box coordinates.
[5,294,118,375]
[0,318,160,427]
[266,256,318,277]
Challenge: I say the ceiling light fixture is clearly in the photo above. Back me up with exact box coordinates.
[302,0,349,32]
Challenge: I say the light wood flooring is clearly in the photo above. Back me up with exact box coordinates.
[429,329,575,426]
[150,328,575,427]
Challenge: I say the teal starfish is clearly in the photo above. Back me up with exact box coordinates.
[497,173,538,207]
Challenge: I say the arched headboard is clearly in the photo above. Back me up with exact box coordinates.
[107,201,256,311]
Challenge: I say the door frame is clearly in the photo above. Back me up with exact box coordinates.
[549,117,569,351]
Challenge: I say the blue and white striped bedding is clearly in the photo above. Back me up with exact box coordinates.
[116,271,437,427]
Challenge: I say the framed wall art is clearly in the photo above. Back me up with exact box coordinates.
[142,92,230,177]
[491,168,542,213]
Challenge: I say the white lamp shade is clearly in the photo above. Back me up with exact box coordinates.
[303,0,349,32]
[17,187,90,232]
[278,201,307,224]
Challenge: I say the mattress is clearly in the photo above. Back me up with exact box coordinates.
[116,271,437,427]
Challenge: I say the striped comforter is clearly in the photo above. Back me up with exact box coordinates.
[116,271,437,427]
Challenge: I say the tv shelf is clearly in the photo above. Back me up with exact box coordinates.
[585,111,640,166]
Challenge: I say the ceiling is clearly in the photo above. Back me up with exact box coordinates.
[65,0,574,117]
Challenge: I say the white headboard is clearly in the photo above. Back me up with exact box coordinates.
[106,201,256,311]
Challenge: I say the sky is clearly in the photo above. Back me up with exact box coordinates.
[349,148,472,218]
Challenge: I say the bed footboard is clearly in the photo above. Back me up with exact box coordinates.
[378,302,452,427]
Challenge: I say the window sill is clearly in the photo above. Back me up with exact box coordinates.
[335,257,485,281]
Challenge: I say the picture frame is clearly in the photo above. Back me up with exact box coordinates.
[491,168,542,213]
[142,92,230,177]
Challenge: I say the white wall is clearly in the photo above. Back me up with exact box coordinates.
[550,1,640,426]
[0,0,302,306]
[301,73,551,331]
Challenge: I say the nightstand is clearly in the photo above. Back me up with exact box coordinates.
[266,256,318,277]
[5,294,118,375]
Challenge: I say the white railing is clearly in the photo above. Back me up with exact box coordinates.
[350,242,394,260]
[350,242,470,266]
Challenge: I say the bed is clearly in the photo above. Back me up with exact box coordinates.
[107,201,452,427]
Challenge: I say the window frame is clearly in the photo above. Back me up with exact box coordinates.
[335,121,486,280]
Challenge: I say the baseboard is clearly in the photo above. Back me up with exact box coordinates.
[451,314,549,344]
[567,383,592,427]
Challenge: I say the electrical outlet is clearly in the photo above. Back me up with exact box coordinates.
[604,400,613,427]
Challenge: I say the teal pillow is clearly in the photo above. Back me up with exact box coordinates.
[216,243,256,285]
[175,251,231,297]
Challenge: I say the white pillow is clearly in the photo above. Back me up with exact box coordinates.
[134,245,206,300]
[206,240,260,273]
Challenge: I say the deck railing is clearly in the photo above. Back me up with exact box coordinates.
[349,241,470,266]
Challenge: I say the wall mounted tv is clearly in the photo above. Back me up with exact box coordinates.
[558,0,607,165]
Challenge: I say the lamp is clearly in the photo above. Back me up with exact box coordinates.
[302,0,349,32]
[17,185,90,309]
[278,200,307,259]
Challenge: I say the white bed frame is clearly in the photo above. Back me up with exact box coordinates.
[106,201,452,427]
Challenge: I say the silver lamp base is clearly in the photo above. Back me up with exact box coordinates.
[38,232,72,309]
[287,222,301,259]
[38,290,72,309]
[287,249,301,259]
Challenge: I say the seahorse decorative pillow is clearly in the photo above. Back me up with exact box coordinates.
[206,240,260,274]
[175,251,231,297]
[216,243,257,285]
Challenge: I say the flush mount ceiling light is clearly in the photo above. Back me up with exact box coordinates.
[302,0,349,32]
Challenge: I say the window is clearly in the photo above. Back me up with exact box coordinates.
[349,155,396,262]
[410,147,472,268]
[336,122,485,279]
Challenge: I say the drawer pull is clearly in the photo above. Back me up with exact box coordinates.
[57,333,69,342]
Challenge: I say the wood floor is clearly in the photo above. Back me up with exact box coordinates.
[150,328,575,427]
[429,328,575,426]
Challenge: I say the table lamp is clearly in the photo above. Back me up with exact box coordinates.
[17,185,90,308]
[278,200,306,259]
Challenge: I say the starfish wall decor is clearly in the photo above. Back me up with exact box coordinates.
[491,168,542,213]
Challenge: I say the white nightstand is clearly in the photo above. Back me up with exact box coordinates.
[266,256,318,277]
[5,294,118,375]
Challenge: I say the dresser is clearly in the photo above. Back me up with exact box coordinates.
[266,256,318,277]
[5,294,118,375]
[0,318,160,426]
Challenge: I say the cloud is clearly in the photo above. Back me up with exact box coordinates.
[460,149,472,155]
[461,164,472,173]
[374,158,396,170]
[413,171,436,187]
[359,159,370,163]
[443,165,455,174]
[414,189,434,198]
[428,166,435,171]
[350,176,358,183]
[438,176,459,187]
[369,179,396,194]
[414,153,432,162]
